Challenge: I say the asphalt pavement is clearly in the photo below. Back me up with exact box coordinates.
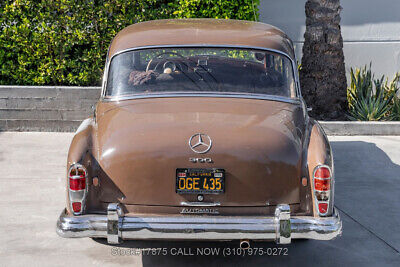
[0,133,399,266]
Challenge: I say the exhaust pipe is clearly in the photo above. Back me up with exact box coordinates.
[239,239,250,249]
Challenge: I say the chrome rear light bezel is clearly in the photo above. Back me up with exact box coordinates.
[67,163,89,215]
[312,165,332,216]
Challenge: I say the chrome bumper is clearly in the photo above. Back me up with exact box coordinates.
[56,203,342,244]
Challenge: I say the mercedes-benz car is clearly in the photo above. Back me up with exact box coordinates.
[57,19,342,246]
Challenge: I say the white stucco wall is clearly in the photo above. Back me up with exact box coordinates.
[259,0,400,80]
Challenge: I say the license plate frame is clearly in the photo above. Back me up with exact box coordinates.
[176,168,225,194]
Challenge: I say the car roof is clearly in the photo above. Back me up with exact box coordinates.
[108,19,295,59]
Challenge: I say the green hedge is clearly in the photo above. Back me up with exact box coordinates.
[0,0,259,86]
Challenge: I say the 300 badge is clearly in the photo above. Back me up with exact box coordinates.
[189,158,213,163]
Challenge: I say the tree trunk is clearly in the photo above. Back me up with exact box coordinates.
[300,0,347,120]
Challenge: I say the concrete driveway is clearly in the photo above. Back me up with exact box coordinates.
[0,133,399,266]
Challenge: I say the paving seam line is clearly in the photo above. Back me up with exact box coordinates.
[335,205,400,254]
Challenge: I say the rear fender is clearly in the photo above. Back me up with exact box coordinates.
[66,118,100,214]
[306,119,334,216]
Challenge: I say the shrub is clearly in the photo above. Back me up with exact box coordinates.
[347,65,400,121]
[0,0,259,86]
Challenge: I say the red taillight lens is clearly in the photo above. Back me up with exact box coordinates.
[314,166,331,191]
[314,178,330,191]
[69,177,86,191]
[72,202,82,213]
[314,167,331,179]
[318,203,328,214]
[68,164,87,191]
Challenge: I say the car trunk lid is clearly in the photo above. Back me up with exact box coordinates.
[95,97,305,207]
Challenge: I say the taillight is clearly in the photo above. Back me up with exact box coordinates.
[318,203,328,214]
[72,202,82,213]
[69,177,86,191]
[68,163,88,215]
[314,167,331,179]
[314,177,330,191]
[313,165,332,216]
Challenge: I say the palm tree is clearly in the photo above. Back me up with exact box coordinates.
[300,0,347,120]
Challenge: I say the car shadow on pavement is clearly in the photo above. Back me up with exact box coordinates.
[91,140,400,266]
[331,140,400,256]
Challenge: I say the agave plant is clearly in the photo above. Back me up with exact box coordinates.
[386,73,400,121]
[347,65,373,107]
[390,97,400,121]
[347,65,398,121]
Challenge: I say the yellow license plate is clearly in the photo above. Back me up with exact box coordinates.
[176,168,225,194]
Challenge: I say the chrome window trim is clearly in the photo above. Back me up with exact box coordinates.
[100,44,302,102]
[293,47,302,96]
[103,92,301,105]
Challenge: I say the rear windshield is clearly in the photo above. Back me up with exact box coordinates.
[105,47,296,98]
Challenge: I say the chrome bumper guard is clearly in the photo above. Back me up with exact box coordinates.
[56,204,342,244]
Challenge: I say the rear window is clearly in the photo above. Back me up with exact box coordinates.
[105,47,296,98]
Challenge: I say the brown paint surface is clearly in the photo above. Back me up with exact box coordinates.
[108,19,294,58]
[66,99,332,216]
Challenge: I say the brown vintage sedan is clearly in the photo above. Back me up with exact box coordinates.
[57,19,342,246]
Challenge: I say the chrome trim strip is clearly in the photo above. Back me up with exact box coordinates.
[56,204,342,243]
[103,92,301,105]
[180,201,221,207]
[100,44,301,101]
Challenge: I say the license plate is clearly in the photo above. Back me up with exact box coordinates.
[176,168,225,194]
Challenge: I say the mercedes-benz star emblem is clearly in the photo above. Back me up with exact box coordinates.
[189,133,212,154]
